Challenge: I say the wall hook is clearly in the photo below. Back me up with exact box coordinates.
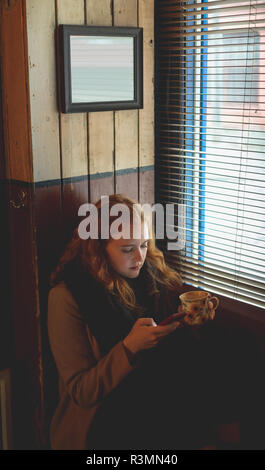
[9,190,27,209]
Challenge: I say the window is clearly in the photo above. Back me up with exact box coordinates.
[156,0,265,309]
[222,32,259,104]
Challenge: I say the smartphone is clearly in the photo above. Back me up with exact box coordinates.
[159,311,186,326]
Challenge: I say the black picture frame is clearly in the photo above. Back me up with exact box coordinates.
[57,24,143,113]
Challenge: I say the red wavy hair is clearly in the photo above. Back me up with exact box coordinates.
[50,194,182,313]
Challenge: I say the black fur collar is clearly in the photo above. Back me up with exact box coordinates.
[63,260,160,356]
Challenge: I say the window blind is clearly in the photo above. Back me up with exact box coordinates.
[155,0,265,308]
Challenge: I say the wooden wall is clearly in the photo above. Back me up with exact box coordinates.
[0,0,154,449]
[26,0,155,313]
[26,0,154,449]
[27,0,154,205]
[29,0,154,449]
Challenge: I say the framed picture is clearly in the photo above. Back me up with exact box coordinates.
[57,25,143,113]
[0,369,13,450]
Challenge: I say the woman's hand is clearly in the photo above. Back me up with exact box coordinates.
[208,301,216,320]
[123,317,181,355]
[177,302,216,325]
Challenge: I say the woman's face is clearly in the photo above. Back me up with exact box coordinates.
[105,221,150,279]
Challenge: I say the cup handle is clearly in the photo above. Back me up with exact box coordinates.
[208,296,219,310]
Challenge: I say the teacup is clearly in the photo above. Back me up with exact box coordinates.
[179,290,219,326]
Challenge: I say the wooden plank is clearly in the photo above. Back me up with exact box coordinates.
[114,0,138,26]
[86,0,115,198]
[56,1,89,241]
[88,112,114,175]
[34,178,64,448]
[115,110,138,172]
[62,178,90,243]
[0,0,33,182]
[7,181,46,448]
[59,114,88,178]
[0,181,13,371]
[85,0,113,26]
[114,0,139,185]
[90,176,114,204]
[57,0,85,24]
[139,0,154,167]
[139,168,154,205]
[116,171,138,201]
[26,0,63,448]
[139,0,155,205]
[26,0,60,182]
[57,0,88,179]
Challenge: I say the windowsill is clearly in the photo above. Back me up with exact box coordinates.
[183,283,265,340]
[215,293,265,325]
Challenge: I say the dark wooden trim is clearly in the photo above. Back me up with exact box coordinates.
[0,1,45,449]
[0,0,33,182]
[0,187,14,372]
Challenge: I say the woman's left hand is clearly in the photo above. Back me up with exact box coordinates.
[177,302,216,325]
[208,301,216,320]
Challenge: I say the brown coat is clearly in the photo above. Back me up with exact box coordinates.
[47,282,137,450]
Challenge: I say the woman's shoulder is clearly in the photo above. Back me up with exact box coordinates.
[49,281,75,300]
[48,281,81,318]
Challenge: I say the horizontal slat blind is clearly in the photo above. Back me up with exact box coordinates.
[155,0,265,308]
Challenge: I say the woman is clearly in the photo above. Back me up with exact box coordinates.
[48,194,235,450]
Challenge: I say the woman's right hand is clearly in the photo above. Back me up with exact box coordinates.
[123,317,180,355]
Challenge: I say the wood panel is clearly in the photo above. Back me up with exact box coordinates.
[86,0,115,201]
[85,0,113,25]
[34,181,63,448]
[114,0,139,184]
[90,175,115,204]
[57,1,89,237]
[139,0,155,205]
[114,0,138,25]
[139,0,154,167]
[88,112,114,175]
[115,110,138,172]
[139,167,154,204]
[26,1,63,448]
[61,178,90,243]
[0,0,33,182]
[26,3,63,447]
[0,185,13,370]
[116,171,138,200]
[59,114,88,178]
[26,0,61,182]
[7,181,45,448]
[57,0,88,179]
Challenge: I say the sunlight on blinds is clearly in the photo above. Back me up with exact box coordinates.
[156,0,265,308]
